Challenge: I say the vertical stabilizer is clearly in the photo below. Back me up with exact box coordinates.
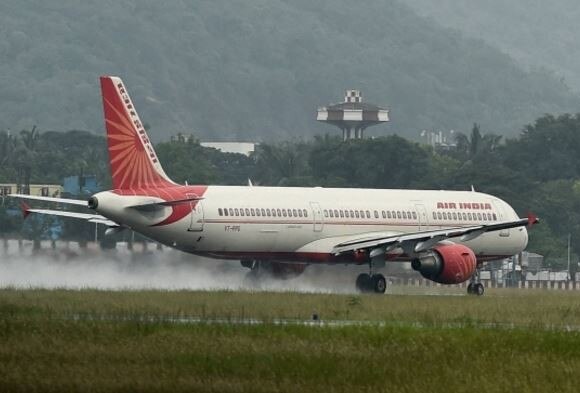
[100,76,175,190]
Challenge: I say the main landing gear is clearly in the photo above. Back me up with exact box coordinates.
[356,273,387,293]
[467,267,484,296]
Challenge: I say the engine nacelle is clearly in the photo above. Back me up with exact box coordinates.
[411,244,477,284]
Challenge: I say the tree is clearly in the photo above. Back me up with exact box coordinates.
[453,123,502,161]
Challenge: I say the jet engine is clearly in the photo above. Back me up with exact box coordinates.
[411,244,477,284]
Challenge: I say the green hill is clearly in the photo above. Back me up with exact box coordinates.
[405,0,580,91]
[0,0,578,141]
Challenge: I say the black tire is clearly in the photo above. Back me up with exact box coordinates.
[467,283,474,295]
[475,283,485,296]
[356,273,372,293]
[372,274,387,294]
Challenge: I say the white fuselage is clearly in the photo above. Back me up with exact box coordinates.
[92,186,528,264]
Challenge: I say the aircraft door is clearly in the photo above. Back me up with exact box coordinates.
[187,194,204,232]
[310,202,324,232]
[414,204,429,230]
[491,200,509,237]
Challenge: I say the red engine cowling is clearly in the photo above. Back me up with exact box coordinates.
[411,244,477,284]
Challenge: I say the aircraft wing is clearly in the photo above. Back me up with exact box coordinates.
[9,194,88,206]
[332,214,538,256]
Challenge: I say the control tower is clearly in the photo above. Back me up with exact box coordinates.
[317,90,389,140]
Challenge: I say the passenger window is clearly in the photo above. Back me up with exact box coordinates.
[397,211,402,219]
[234,208,239,216]
[345,210,350,218]
[298,209,303,217]
[382,211,386,219]
[392,211,396,218]
[293,209,297,217]
[324,209,329,217]
[229,208,234,216]
[458,213,462,221]
[245,208,250,216]
[374,210,379,219]
[240,209,245,216]
[256,209,261,217]
[329,210,334,218]
[288,209,293,217]
[339,210,344,218]
[462,213,467,220]
[387,211,392,219]
[334,209,339,217]
[468,213,473,220]
[402,211,407,219]
[452,212,457,220]
[477,213,482,220]
[355,211,360,218]
[218,208,223,216]
[276,209,281,217]
[250,208,255,216]
[483,213,487,221]
[283,209,287,217]
[266,208,270,216]
[437,212,442,220]
[366,211,370,218]
[224,208,229,216]
[433,212,437,219]
[412,212,417,220]
[350,210,354,217]
[303,209,308,217]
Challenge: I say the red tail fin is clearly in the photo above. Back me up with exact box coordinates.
[100,76,174,190]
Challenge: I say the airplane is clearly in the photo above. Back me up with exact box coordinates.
[10,76,538,296]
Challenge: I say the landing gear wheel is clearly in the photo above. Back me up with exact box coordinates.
[356,273,372,293]
[467,283,475,295]
[372,274,387,294]
[475,283,484,296]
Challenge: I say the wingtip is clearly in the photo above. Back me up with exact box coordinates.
[527,212,539,228]
[20,202,31,220]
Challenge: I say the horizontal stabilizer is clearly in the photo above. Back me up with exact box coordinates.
[9,194,88,206]
[24,208,118,227]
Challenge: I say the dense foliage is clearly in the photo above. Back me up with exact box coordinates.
[3,113,580,267]
[1,0,578,141]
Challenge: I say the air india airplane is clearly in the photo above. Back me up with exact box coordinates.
[10,76,538,295]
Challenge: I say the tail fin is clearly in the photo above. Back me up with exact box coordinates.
[100,76,175,190]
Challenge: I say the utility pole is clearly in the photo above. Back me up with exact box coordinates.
[567,233,571,281]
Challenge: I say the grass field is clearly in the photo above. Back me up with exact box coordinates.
[1,288,580,392]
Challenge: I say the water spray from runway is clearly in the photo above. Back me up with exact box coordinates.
[0,240,367,293]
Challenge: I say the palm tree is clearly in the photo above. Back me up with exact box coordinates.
[454,123,502,160]
[15,126,39,194]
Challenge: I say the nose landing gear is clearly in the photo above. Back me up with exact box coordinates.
[467,267,485,296]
